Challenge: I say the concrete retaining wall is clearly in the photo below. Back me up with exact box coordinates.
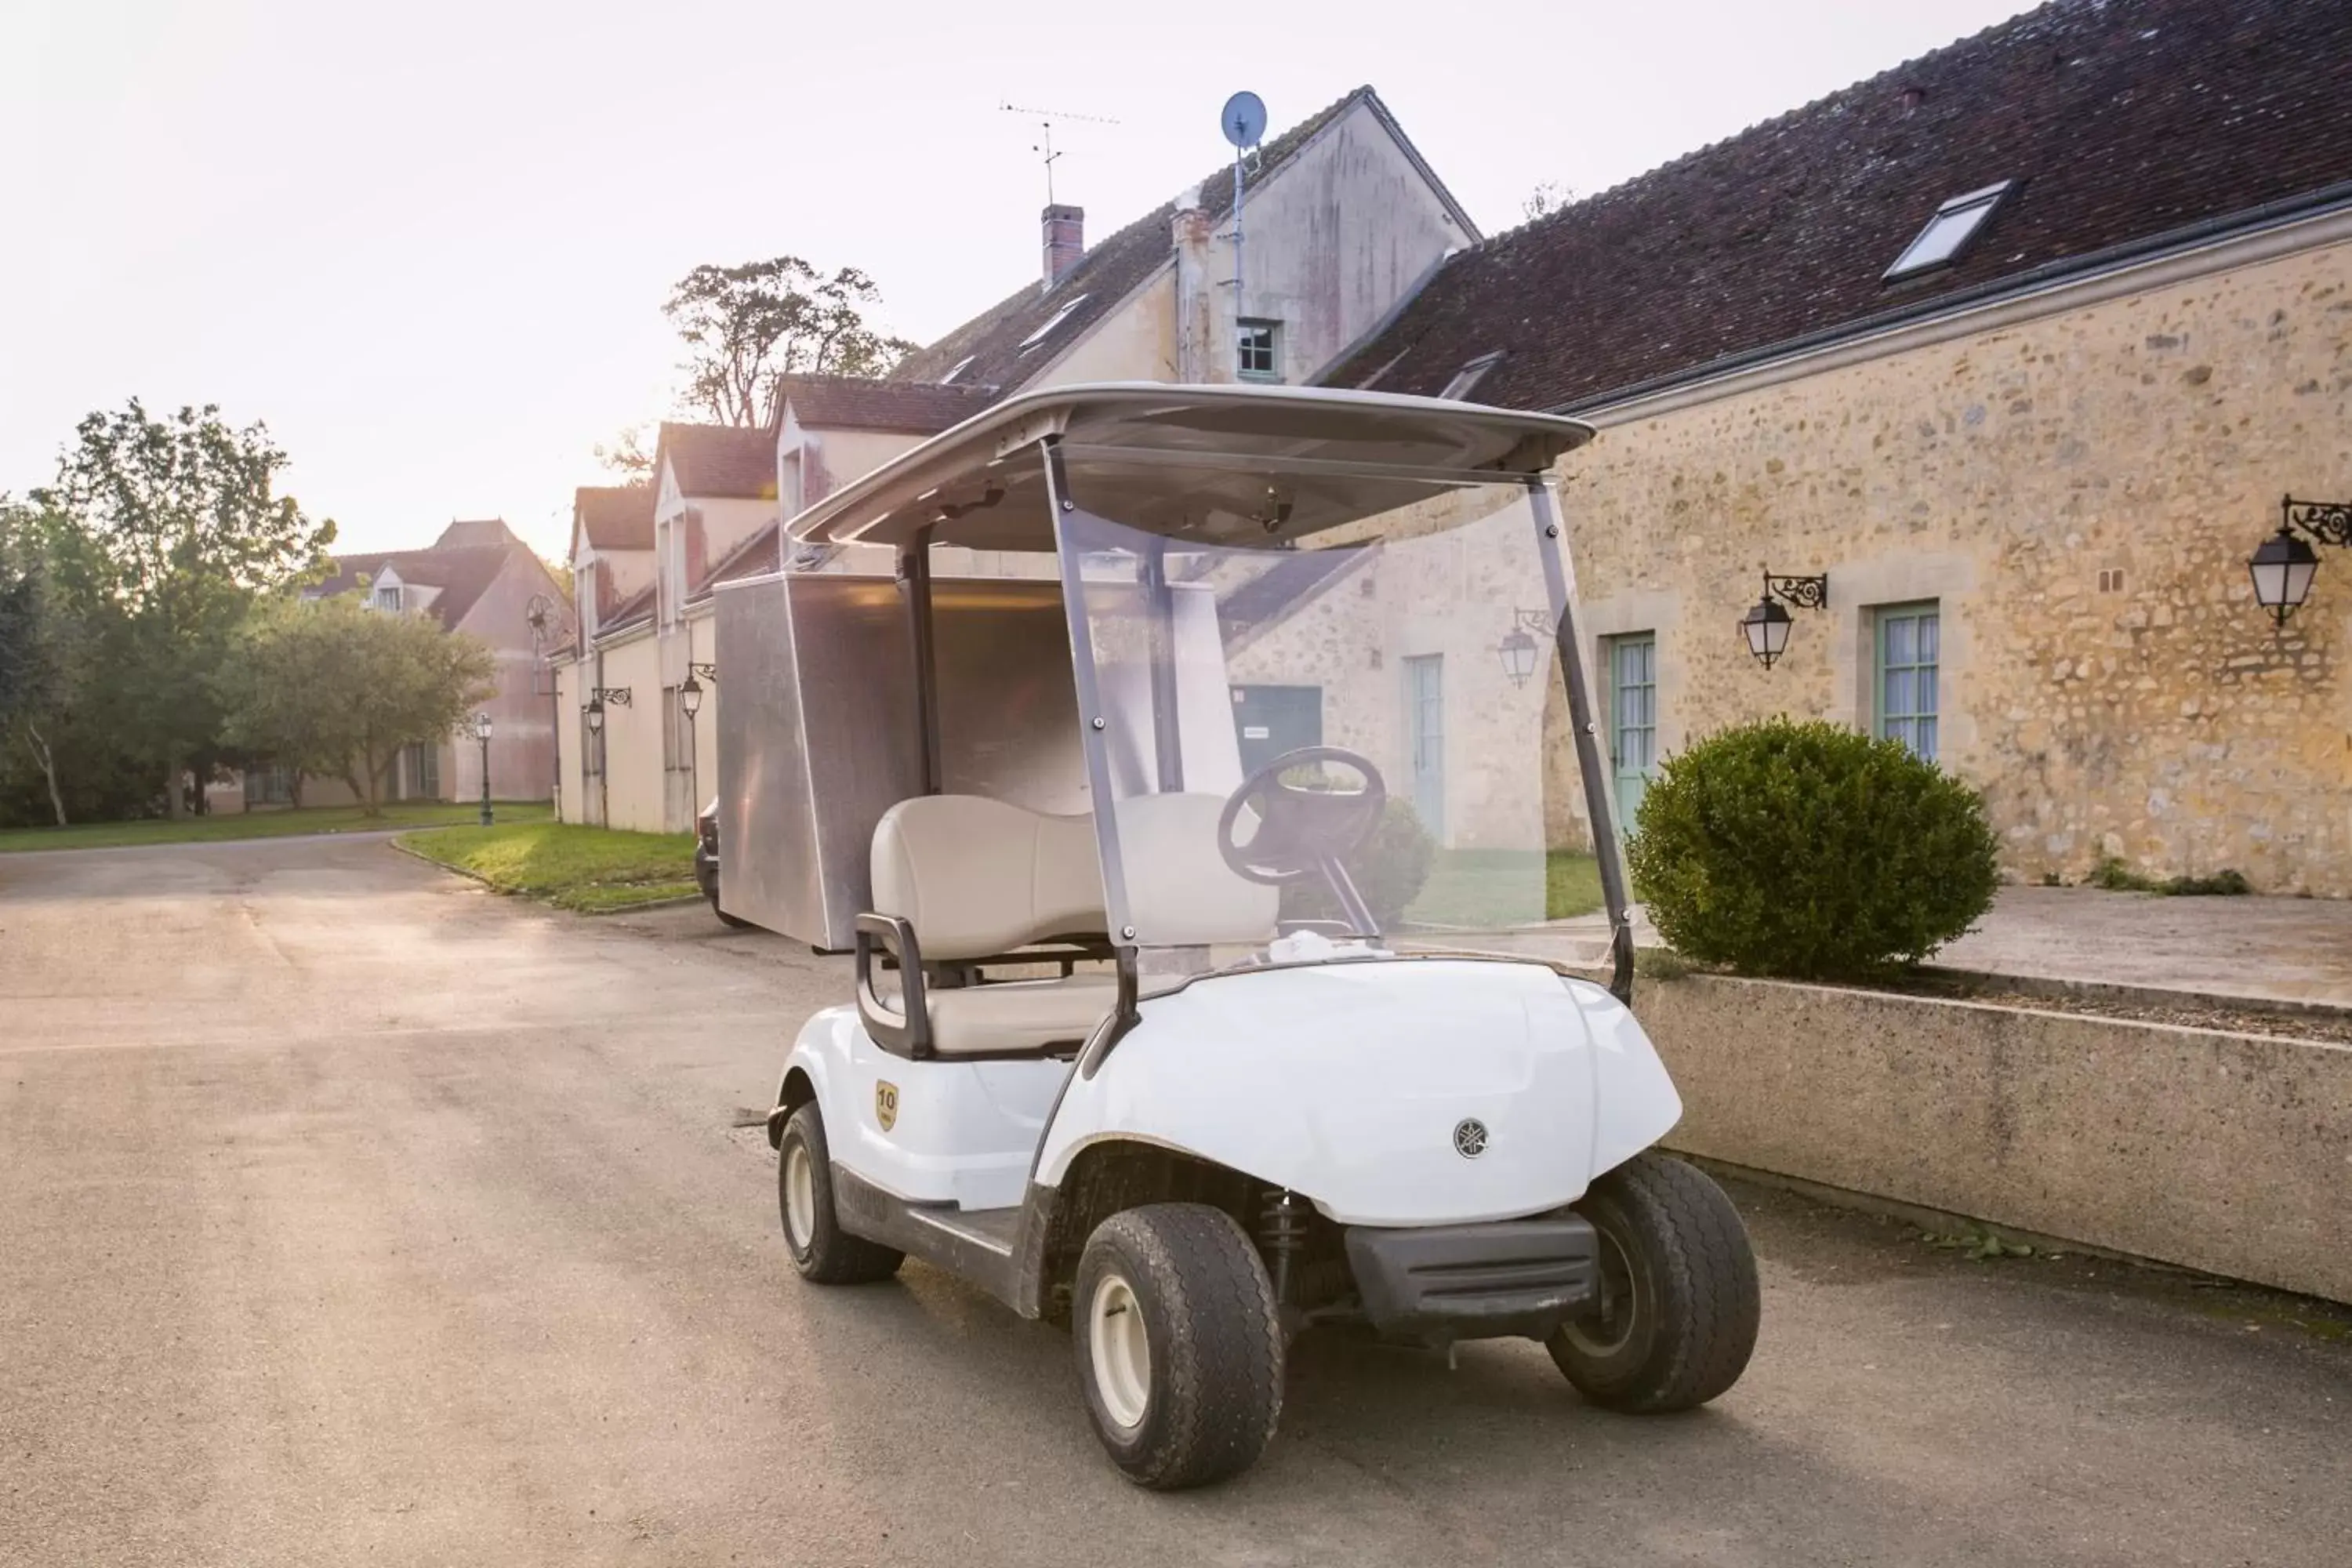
[1634,975,2352,1304]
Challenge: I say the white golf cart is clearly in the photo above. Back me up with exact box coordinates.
[754,384,1759,1489]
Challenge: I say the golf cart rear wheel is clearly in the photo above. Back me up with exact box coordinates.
[1548,1152,1759,1413]
[1071,1203,1284,1490]
[777,1103,902,1285]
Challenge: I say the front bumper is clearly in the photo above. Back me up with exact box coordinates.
[1343,1216,1599,1345]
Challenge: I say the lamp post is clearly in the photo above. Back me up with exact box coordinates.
[1740,571,1830,669]
[472,710,493,826]
[2247,495,2351,625]
[679,676,704,814]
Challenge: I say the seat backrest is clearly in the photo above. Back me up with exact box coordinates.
[1114,793,1280,947]
[870,795,1106,960]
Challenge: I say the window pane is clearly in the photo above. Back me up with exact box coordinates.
[1918,614,1940,662]
[1917,717,1938,760]
[1885,615,1915,665]
[1917,662,1938,716]
[1885,668,1913,718]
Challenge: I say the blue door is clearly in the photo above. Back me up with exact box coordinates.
[1404,654,1444,836]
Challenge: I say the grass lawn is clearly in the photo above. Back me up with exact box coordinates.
[0,800,552,854]
[1403,848,1606,927]
[397,821,699,913]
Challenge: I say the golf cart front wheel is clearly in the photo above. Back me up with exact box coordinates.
[1071,1203,1284,1490]
[1548,1152,1759,1413]
[777,1103,903,1285]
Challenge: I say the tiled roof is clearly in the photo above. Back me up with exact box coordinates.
[433,517,520,550]
[659,423,776,500]
[894,87,1459,397]
[310,545,521,632]
[600,582,655,638]
[698,521,782,595]
[777,374,998,435]
[574,485,655,552]
[1326,0,2352,412]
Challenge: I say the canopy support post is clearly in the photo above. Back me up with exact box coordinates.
[897,527,943,796]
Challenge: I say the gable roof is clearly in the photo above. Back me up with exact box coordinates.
[695,520,782,597]
[433,517,520,550]
[1326,0,2352,413]
[574,484,655,553]
[777,374,999,435]
[658,422,776,500]
[310,544,522,632]
[893,88,1471,397]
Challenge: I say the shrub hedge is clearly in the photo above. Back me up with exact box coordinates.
[1626,717,1999,979]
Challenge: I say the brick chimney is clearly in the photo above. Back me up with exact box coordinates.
[1042,204,1084,292]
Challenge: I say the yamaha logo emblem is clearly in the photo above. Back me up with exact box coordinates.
[1453,1118,1489,1159]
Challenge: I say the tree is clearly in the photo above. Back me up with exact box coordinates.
[0,496,71,824]
[593,424,655,479]
[665,258,919,427]
[29,401,336,816]
[214,592,493,815]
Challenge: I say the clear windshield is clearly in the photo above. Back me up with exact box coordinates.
[1056,459,1614,978]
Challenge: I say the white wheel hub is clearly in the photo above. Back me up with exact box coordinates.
[1088,1271,1152,1431]
[784,1142,817,1250]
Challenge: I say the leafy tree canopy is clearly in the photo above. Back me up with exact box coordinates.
[665,258,918,428]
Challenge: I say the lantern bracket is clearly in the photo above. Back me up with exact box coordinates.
[1761,571,1830,612]
[2281,495,2352,550]
[587,687,633,707]
[688,662,717,684]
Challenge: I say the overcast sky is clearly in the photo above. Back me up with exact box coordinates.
[2,0,2039,560]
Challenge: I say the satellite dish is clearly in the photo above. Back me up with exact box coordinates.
[1221,91,1267,150]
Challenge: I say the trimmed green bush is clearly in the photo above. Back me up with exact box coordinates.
[1282,797,1437,928]
[1626,717,1999,979]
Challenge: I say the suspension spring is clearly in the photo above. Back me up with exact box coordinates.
[1260,1189,1308,1305]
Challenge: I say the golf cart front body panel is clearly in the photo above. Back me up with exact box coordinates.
[1036,960,1681,1226]
[782,1006,1069,1212]
[1344,1216,1600,1345]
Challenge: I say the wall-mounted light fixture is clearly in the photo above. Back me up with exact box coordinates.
[2248,495,2351,626]
[583,687,633,734]
[1740,572,1829,669]
[1495,609,1553,688]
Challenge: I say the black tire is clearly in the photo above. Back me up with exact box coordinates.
[777,1103,903,1285]
[1547,1152,1759,1413]
[1070,1203,1284,1490]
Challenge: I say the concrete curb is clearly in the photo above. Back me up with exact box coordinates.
[385,839,704,917]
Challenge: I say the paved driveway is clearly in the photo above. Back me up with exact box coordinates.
[3,837,2347,1566]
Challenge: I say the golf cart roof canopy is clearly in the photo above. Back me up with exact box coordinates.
[785,383,1597,554]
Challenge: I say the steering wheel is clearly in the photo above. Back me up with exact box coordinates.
[1216,746,1388,887]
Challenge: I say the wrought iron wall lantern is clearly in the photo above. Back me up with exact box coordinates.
[678,677,705,720]
[1740,572,1829,668]
[2248,495,2352,626]
[1495,609,1553,688]
[583,687,633,733]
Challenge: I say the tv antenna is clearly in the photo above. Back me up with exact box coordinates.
[999,102,1120,205]
[1220,92,1267,307]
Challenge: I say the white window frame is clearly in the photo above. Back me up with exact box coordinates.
[1884,181,2014,281]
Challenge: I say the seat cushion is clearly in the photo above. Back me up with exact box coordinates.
[871,795,1105,960]
[925,973,1117,1056]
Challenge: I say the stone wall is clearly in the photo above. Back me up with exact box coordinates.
[1560,238,2352,891]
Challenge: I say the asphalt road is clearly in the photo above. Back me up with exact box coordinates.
[4,835,2348,1566]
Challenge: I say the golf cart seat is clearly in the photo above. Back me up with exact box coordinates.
[865,795,1113,1056]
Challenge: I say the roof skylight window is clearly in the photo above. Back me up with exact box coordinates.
[1439,350,1507,401]
[939,355,976,385]
[1884,180,2014,281]
[1017,294,1091,353]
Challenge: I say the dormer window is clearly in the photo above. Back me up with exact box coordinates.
[373,584,401,612]
[1885,180,2015,281]
[939,355,976,385]
[1018,295,1090,353]
[1439,350,1507,402]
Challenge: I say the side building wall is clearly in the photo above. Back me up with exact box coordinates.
[1558,237,2352,892]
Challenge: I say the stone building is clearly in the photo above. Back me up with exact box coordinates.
[1326,0,2352,893]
